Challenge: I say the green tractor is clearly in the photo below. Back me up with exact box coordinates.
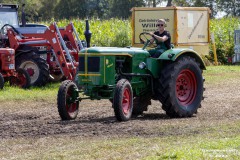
[57,31,205,122]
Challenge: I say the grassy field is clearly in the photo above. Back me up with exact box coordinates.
[0,65,240,160]
[0,82,59,101]
[1,132,240,159]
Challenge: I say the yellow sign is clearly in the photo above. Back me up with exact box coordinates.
[131,7,211,55]
[177,10,209,43]
[133,9,174,44]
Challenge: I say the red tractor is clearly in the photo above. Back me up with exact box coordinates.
[0,48,30,89]
[3,23,80,83]
[0,4,82,86]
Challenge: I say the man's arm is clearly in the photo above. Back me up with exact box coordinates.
[150,33,168,42]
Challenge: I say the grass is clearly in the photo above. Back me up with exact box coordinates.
[1,124,239,160]
[203,65,240,83]
[1,65,240,159]
[0,82,60,101]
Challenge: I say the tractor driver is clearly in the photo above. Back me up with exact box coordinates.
[148,19,171,58]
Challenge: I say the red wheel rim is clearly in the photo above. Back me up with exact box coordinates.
[176,69,197,106]
[26,68,34,76]
[66,87,77,115]
[11,73,27,87]
[122,87,131,115]
[17,73,27,87]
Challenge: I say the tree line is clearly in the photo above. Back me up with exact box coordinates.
[0,0,239,22]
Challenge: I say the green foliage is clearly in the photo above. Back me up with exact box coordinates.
[218,0,240,17]
[49,17,240,60]
[1,0,234,22]
[109,0,145,18]
[38,0,59,21]
[209,17,240,64]
[0,82,59,101]
[53,18,132,47]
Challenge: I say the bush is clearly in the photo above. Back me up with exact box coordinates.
[209,17,240,64]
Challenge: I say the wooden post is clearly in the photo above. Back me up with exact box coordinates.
[211,33,218,65]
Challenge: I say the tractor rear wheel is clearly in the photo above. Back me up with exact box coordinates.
[113,79,133,121]
[10,68,31,89]
[0,73,4,89]
[57,80,79,120]
[157,56,204,118]
[16,52,49,86]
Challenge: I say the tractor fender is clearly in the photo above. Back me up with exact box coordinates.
[158,48,206,70]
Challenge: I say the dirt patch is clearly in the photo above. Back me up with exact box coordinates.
[0,80,240,139]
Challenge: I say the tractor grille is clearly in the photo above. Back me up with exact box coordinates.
[79,57,100,72]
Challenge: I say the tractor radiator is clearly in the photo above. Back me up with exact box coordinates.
[79,57,100,72]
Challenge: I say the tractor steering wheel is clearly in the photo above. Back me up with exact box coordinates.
[139,32,157,50]
[0,24,23,38]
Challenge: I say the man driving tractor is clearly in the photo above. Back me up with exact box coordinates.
[147,19,171,58]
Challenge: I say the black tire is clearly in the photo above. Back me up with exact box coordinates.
[10,68,31,89]
[16,52,49,86]
[113,79,133,121]
[0,73,4,89]
[132,95,151,116]
[156,56,204,118]
[57,80,79,120]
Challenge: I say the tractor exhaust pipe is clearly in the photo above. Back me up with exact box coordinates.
[21,3,26,27]
[84,19,92,48]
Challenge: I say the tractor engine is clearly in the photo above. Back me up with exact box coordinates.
[0,48,15,72]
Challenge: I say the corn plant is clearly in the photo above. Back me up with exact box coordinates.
[49,18,132,47]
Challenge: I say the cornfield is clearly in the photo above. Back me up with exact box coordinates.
[43,17,239,64]
[47,18,132,47]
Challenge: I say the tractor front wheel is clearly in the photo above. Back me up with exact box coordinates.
[113,79,133,121]
[157,56,204,117]
[10,68,31,89]
[57,80,79,120]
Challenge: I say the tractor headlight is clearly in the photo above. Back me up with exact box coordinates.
[139,62,146,69]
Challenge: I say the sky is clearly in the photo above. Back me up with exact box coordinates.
[216,11,226,18]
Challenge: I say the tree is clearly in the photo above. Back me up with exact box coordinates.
[172,0,192,6]
[38,0,59,21]
[54,0,110,20]
[0,0,42,22]
[1,0,232,21]
[166,0,172,6]
[110,0,145,19]
[87,0,110,19]
[0,0,19,3]
[218,0,240,17]
[54,0,88,20]
[144,0,162,7]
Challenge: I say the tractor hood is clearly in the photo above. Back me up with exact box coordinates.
[16,26,47,34]
[79,47,149,56]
